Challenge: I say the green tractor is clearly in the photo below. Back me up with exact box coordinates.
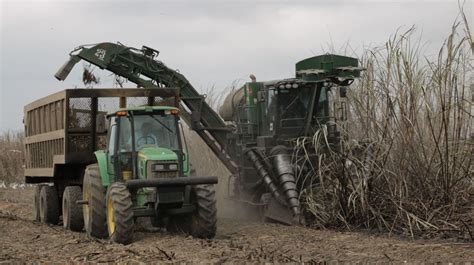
[83,105,218,244]
[24,88,218,245]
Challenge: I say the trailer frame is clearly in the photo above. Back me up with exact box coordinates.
[24,88,179,184]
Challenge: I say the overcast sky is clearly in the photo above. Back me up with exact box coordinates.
[0,0,471,131]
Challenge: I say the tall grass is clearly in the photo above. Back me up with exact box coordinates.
[0,131,24,183]
[300,19,473,239]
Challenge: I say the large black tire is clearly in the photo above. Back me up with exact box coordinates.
[171,185,217,239]
[33,185,42,221]
[39,185,60,225]
[63,186,84,231]
[106,182,134,245]
[83,164,107,238]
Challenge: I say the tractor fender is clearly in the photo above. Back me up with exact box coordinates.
[94,150,110,187]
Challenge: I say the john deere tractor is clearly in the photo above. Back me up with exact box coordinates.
[24,88,218,245]
[83,104,218,244]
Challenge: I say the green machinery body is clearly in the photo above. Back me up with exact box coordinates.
[224,54,361,139]
[218,54,361,223]
[92,105,195,213]
[56,42,361,224]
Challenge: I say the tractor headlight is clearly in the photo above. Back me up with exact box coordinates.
[152,163,178,171]
[148,161,179,179]
[153,164,165,171]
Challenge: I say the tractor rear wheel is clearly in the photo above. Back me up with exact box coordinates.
[33,185,43,221]
[171,185,217,239]
[106,182,134,245]
[83,164,107,238]
[39,185,60,225]
[62,186,84,231]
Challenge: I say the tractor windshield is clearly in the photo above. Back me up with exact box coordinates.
[118,114,179,152]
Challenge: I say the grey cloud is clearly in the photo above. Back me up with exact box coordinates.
[0,0,471,131]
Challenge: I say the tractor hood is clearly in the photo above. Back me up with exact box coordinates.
[138,147,178,161]
[137,147,180,179]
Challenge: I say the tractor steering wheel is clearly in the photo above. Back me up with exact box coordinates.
[137,136,156,145]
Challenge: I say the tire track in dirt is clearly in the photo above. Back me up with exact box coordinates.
[0,187,473,263]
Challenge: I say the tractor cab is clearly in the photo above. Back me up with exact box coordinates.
[90,104,218,244]
[105,106,187,183]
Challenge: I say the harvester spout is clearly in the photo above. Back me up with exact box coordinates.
[249,74,257,82]
[54,55,80,81]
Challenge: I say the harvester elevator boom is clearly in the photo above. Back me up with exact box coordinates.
[55,42,238,174]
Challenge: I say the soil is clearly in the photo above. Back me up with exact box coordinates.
[0,186,472,263]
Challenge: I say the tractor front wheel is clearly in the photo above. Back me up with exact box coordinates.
[106,182,134,245]
[83,164,107,238]
[171,184,217,239]
[62,186,84,231]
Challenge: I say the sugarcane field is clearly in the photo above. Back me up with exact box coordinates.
[0,0,473,263]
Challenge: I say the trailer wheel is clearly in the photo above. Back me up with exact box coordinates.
[171,184,217,239]
[33,185,43,221]
[62,186,84,231]
[39,185,60,225]
[106,182,134,245]
[83,164,107,238]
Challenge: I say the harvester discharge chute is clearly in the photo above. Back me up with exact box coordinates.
[56,42,362,225]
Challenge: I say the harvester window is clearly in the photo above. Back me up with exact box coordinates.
[314,87,328,119]
[266,89,276,114]
[278,88,309,129]
[265,89,277,132]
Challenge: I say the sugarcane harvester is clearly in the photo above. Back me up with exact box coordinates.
[55,42,361,225]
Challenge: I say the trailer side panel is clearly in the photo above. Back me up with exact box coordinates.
[24,88,179,183]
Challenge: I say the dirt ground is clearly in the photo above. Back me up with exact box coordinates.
[0,186,472,263]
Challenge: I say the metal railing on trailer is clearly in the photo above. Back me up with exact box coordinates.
[23,88,179,182]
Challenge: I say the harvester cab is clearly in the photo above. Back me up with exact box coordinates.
[221,54,362,141]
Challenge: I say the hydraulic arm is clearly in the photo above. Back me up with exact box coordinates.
[55,42,238,174]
